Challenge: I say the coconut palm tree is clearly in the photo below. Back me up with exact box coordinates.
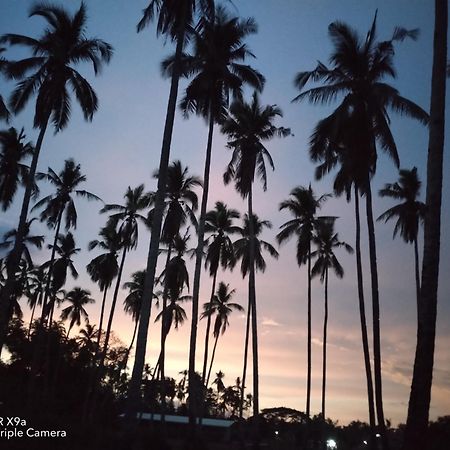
[99,185,151,369]
[86,224,121,350]
[163,8,265,402]
[276,185,329,417]
[0,3,112,349]
[378,168,426,316]
[201,201,240,383]
[294,15,428,444]
[60,288,94,338]
[129,0,213,419]
[201,282,243,387]
[233,213,279,419]
[33,159,100,322]
[403,2,447,448]
[0,48,10,122]
[0,127,34,210]
[311,220,353,419]
[25,265,46,339]
[222,92,289,428]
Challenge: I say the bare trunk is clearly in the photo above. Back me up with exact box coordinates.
[27,300,37,340]
[414,237,421,323]
[403,1,447,448]
[201,270,218,384]
[365,181,388,449]
[189,109,215,428]
[354,188,376,437]
[306,242,312,418]
[206,332,220,387]
[125,7,187,422]
[96,287,109,351]
[321,268,328,419]
[0,120,49,353]
[239,295,251,419]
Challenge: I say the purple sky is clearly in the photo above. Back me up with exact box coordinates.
[1,0,449,425]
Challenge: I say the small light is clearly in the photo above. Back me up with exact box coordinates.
[376,433,381,438]
[327,439,337,449]
[363,441,368,445]
[275,430,279,436]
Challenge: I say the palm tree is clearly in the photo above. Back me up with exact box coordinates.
[378,168,426,317]
[0,127,34,210]
[222,92,289,429]
[87,224,121,350]
[276,185,329,417]
[25,265,46,339]
[201,282,243,387]
[233,213,279,420]
[0,3,112,349]
[164,9,264,409]
[201,202,240,383]
[99,185,151,370]
[0,48,10,122]
[60,288,94,338]
[129,0,213,419]
[33,159,100,322]
[403,2,447,448]
[294,15,428,443]
[311,220,353,419]
[123,270,146,367]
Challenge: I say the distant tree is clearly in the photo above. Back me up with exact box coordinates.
[60,288,94,338]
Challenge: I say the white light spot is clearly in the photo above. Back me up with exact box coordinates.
[327,439,337,449]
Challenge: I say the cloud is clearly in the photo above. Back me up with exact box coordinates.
[262,317,281,327]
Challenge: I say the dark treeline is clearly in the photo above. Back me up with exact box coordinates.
[0,1,447,450]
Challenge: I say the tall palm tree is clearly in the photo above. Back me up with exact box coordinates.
[276,185,329,417]
[60,288,94,338]
[0,127,34,210]
[403,2,447,448]
[311,220,353,419]
[163,6,265,418]
[233,213,279,419]
[33,159,100,322]
[99,185,151,370]
[378,168,426,317]
[222,92,289,429]
[294,15,428,444]
[87,224,121,350]
[123,270,146,367]
[201,282,243,387]
[0,48,10,122]
[0,3,112,349]
[129,0,213,419]
[201,201,240,383]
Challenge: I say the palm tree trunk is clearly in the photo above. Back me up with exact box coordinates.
[354,188,376,436]
[189,108,215,426]
[365,181,388,449]
[96,287,109,351]
[321,268,328,419]
[247,187,260,446]
[126,7,187,421]
[206,332,220,387]
[306,242,312,418]
[239,296,251,419]
[27,300,37,340]
[0,119,49,354]
[123,318,139,370]
[413,237,421,321]
[403,2,447,448]
[202,269,218,384]
[41,207,64,325]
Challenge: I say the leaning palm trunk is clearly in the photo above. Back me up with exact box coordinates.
[96,288,109,351]
[206,332,220,387]
[365,181,388,449]
[239,297,251,419]
[354,188,376,435]
[0,119,49,354]
[413,237,421,322]
[306,243,312,418]
[321,268,328,418]
[247,188,260,444]
[189,108,215,425]
[126,9,187,420]
[201,270,218,384]
[403,1,447,448]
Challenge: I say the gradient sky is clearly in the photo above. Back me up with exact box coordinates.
[1,0,449,426]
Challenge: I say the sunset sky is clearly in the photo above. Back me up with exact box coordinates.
[1,0,449,426]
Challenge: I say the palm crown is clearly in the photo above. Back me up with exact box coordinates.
[1,2,113,131]
[60,287,94,336]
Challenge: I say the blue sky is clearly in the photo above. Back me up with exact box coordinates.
[0,0,449,425]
